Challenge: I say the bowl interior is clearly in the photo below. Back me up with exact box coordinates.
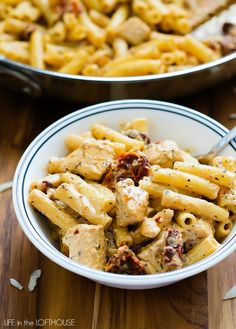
[13,100,236,287]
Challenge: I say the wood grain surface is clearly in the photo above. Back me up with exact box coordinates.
[0,79,236,329]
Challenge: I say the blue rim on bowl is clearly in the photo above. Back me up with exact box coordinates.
[13,100,236,287]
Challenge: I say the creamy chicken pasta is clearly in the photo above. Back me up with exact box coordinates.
[0,0,235,77]
[29,118,236,274]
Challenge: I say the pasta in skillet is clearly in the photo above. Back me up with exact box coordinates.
[0,0,234,77]
[28,117,236,274]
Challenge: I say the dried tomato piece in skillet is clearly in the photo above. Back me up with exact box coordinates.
[220,22,236,55]
[56,0,82,17]
[102,152,150,189]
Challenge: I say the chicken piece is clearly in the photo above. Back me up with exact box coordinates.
[184,0,232,28]
[61,140,115,181]
[138,228,184,274]
[103,152,150,189]
[118,17,151,46]
[138,231,167,274]
[153,209,174,228]
[182,219,213,252]
[144,140,184,168]
[116,178,149,226]
[104,246,145,274]
[131,216,161,244]
[62,224,106,270]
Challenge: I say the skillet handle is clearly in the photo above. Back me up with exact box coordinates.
[0,56,42,97]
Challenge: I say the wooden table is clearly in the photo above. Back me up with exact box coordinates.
[0,79,236,329]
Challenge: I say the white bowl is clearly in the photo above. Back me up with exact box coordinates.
[13,100,236,289]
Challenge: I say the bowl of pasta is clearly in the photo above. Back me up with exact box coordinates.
[0,1,236,102]
[13,99,236,289]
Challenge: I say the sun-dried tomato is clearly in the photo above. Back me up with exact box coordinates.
[105,246,145,275]
[103,152,150,189]
[163,229,184,269]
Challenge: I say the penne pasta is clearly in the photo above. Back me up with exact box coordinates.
[61,173,115,213]
[30,173,62,191]
[29,29,45,69]
[121,117,148,133]
[48,156,65,174]
[175,211,197,228]
[161,190,229,222]
[91,123,144,150]
[103,58,163,76]
[151,167,220,200]
[86,180,116,212]
[59,49,87,74]
[101,0,119,14]
[80,11,106,48]
[132,0,148,14]
[28,189,79,234]
[215,221,233,240]
[54,183,112,228]
[147,0,170,15]
[0,40,30,63]
[82,0,103,12]
[139,176,178,199]
[112,37,128,58]
[89,9,110,27]
[174,161,236,188]
[186,235,220,264]
[183,35,219,63]
[106,4,129,41]
[64,133,126,155]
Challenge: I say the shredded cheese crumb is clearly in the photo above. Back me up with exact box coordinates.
[223,284,236,300]
[28,269,41,292]
[10,278,23,290]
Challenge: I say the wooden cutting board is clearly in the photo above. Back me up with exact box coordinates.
[0,79,235,329]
